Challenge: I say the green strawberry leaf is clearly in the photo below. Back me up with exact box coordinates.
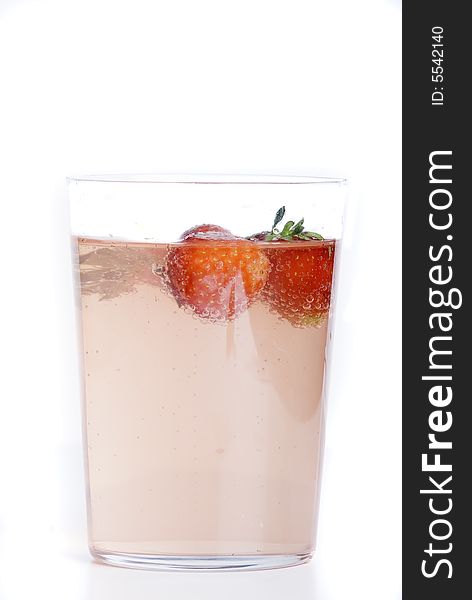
[268,208,324,241]
[247,207,325,242]
[291,219,305,235]
[272,206,286,231]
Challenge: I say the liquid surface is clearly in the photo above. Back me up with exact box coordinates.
[76,237,335,556]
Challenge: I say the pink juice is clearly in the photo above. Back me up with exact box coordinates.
[76,236,335,565]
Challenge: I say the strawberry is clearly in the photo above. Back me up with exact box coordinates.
[179,223,232,241]
[262,242,335,326]
[165,225,270,321]
[252,207,335,327]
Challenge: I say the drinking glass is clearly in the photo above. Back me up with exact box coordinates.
[69,174,346,571]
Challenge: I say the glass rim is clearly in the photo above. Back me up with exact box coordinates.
[67,173,347,185]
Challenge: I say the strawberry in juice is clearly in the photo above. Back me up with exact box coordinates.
[77,207,336,568]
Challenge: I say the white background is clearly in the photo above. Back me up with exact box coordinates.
[0,1,401,599]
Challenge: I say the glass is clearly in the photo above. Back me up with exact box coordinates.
[69,174,346,571]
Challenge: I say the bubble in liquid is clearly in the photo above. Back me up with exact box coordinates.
[150,263,160,275]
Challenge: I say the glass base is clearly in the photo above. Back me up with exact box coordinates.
[91,550,313,571]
